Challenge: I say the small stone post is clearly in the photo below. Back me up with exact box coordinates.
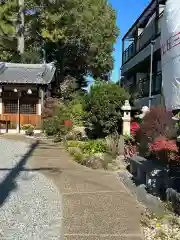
[121,100,131,136]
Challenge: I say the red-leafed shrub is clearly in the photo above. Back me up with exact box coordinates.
[150,136,178,152]
[149,136,178,163]
[130,122,140,136]
[135,107,174,157]
[136,107,173,143]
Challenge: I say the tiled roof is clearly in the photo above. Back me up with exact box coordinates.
[0,62,56,85]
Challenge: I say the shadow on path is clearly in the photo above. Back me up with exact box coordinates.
[0,141,39,207]
[0,167,62,173]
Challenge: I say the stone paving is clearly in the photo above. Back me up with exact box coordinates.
[0,135,144,240]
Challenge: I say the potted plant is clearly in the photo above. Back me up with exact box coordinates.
[22,124,35,136]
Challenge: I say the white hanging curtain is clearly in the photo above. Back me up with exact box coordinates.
[161,0,180,110]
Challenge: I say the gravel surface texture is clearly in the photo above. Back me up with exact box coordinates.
[0,139,62,240]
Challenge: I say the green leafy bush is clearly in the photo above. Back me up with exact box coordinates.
[42,103,72,138]
[67,93,87,126]
[69,103,87,126]
[85,81,129,138]
[65,140,83,148]
[66,139,107,155]
[42,116,60,136]
[81,140,107,155]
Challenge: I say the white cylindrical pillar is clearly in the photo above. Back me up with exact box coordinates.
[38,100,41,115]
[0,98,2,114]
[16,93,20,133]
[38,88,44,116]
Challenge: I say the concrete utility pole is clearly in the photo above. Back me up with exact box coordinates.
[17,0,25,56]
[148,40,155,108]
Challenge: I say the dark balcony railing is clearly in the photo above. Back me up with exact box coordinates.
[122,42,136,64]
[122,31,156,65]
[138,72,162,98]
[136,20,156,52]
[122,15,163,65]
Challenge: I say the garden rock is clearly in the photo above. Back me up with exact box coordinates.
[86,155,105,169]
[166,188,180,215]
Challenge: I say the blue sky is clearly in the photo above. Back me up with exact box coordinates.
[109,0,151,82]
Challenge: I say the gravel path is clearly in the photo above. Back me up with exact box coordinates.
[0,139,62,240]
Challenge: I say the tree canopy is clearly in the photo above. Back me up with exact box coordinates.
[0,0,119,88]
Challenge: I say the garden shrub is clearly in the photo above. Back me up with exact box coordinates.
[22,124,35,136]
[42,116,60,136]
[65,140,83,148]
[80,140,107,155]
[42,97,58,119]
[85,81,129,138]
[130,121,140,136]
[73,152,85,165]
[136,107,173,142]
[69,150,85,165]
[69,102,87,126]
[63,92,87,127]
[124,135,138,160]
[149,136,178,163]
[65,139,108,167]
[42,93,87,139]
[135,107,174,157]
[65,139,107,155]
[42,103,72,138]
[105,132,120,157]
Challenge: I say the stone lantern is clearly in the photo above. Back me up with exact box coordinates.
[121,100,131,136]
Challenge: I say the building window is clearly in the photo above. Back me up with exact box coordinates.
[138,72,162,98]
[4,100,18,114]
[153,72,162,93]
[139,77,149,97]
[20,102,36,114]
[4,100,37,114]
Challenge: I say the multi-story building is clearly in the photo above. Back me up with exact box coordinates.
[121,0,167,108]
